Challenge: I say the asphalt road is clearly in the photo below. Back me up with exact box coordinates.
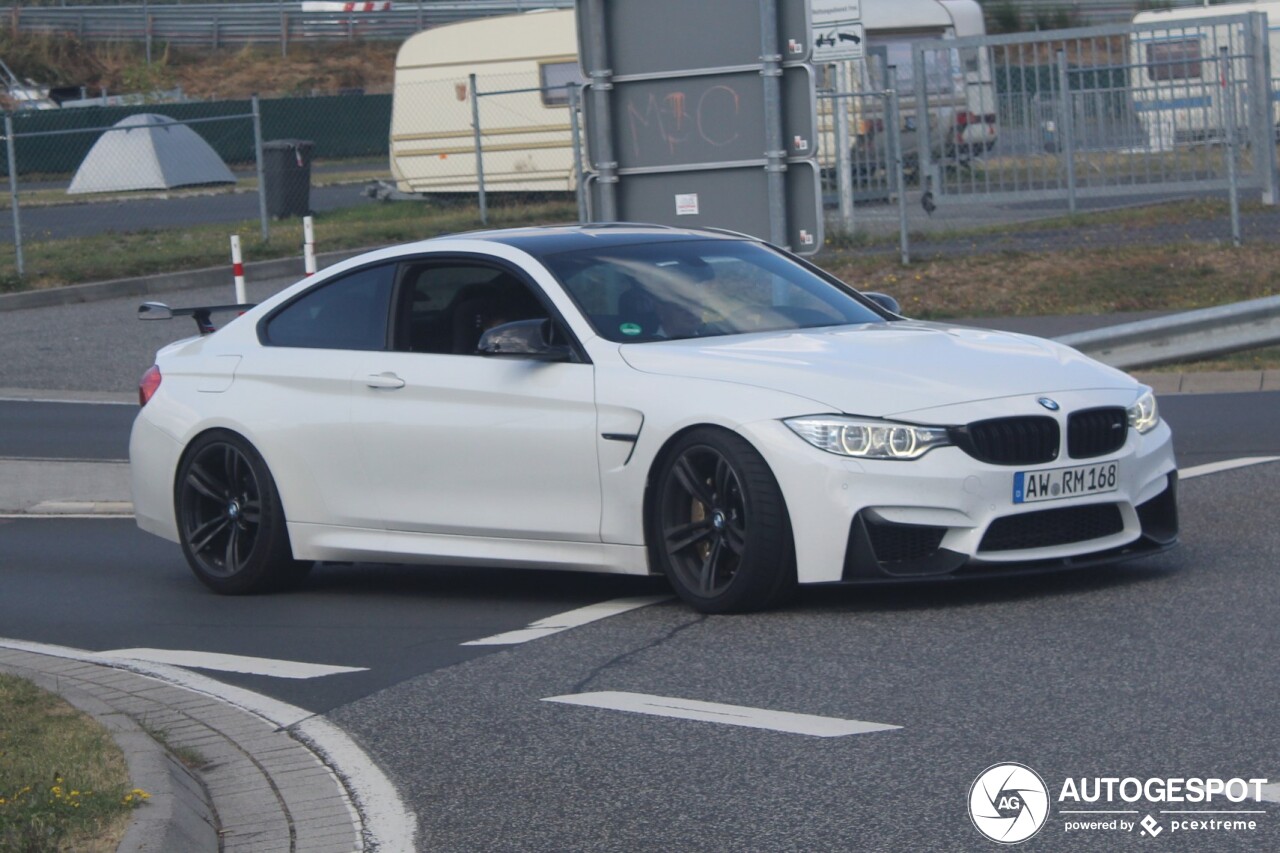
[0,459,1275,850]
[3,278,1278,851]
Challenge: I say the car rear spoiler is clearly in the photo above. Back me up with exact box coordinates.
[138,301,256,335]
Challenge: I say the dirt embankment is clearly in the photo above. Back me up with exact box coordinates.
[1,32,399,103]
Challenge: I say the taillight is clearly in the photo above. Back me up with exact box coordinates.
[956,111,980,127]
[139,365,162,407]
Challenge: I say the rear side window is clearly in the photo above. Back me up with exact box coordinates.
[264,264,394,350]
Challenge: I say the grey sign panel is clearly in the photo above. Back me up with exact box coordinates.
[584,66,817,170]
[589,161,823,255]
[576,0,812,76]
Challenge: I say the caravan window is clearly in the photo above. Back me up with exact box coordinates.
[1146,39,1202,82]
[539,61,586,107]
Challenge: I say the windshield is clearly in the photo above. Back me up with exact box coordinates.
[542,239,887,343]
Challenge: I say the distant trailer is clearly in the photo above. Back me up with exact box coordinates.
[1131,3,1277,149]
[388,3,998,196]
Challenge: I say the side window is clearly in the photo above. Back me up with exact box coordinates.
[539,61,586,107]
[392,262,550,355]
[264,264,394,351]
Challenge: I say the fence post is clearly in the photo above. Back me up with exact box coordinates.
[1056,50,1077,216]
[4,113,23,278]
[568,84,587,224]
[469,73,488,226]
[913,45,937,197]
[834,64,855,234]
[1220,46,1242,247]
[279,0,288,59]
[252,95,270,242]
[888,90,909,266]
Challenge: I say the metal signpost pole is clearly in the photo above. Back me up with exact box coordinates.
[1247,12,1276,206]
[568,84,587,224]
[252,95,269,242]
[4,113,23,277]
[470,74,488,226]
[759,0,787,247]
[585,0,616,221]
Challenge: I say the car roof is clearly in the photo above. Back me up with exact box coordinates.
[449,223,756,257]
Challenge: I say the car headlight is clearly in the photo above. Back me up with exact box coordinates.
[1127,390,1159,434]
[784,416,951,460]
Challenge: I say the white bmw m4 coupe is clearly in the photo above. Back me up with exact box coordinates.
[130,224,1178,612]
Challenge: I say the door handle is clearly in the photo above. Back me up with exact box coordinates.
[365,372,405,390]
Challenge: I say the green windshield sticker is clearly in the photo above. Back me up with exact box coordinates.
[620,323,643,336]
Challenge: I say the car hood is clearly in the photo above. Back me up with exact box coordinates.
[618,321,1135,418]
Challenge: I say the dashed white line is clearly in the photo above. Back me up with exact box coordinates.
[95,648,368,679]
[462,595,672,646]
[1180,456,1280,480]
[542,691,902,738]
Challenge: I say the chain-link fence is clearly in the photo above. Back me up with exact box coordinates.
[6,10,1280,286]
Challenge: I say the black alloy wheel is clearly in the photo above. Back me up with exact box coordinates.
[176,431,309,594]
[651,428,795,613]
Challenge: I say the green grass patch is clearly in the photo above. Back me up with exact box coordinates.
[0,198,576,291]
[0,674,142,853]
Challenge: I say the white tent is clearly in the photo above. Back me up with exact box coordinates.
[68,113,236,195]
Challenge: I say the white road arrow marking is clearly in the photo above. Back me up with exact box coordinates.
[95,648,367,679]
[462,595,672,646]
[542,691,901,738]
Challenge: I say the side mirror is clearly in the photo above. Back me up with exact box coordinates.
[863,291,902,316]
[477,319,573,361]
[138,302,174,321]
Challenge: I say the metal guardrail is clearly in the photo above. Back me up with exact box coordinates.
[1056,294,1280,369]
[1,1,572,46]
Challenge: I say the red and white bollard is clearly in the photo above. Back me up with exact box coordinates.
[230,235,246,304]
[303,215,316,276]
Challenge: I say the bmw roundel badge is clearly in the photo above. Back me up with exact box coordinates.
[1037,397,1060,411]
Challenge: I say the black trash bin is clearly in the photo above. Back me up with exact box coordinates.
[262,139,314,218]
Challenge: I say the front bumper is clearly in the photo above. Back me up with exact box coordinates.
[741,402,1178,585]
[841,473,1177,582]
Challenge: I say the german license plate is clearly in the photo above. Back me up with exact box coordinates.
[1013,461,1118,504]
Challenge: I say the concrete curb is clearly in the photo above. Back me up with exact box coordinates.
[0,654,218,853]
[0,643,367,853]
[0,246,373,313]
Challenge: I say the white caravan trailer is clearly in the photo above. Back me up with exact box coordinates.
[1131,2,1276,148]
[390,9,582,194]
[389,2,996,194]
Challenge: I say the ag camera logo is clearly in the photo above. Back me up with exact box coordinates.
[970,763,1050,844]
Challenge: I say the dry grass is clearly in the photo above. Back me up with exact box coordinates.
[820,241,1280,320]
[0,674,138,853]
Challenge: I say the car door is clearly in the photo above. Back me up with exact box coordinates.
[242,261,396,529]
[351,257,602,542]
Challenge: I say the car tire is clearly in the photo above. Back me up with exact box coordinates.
[174,430,310,595]
[649,427,796,614]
